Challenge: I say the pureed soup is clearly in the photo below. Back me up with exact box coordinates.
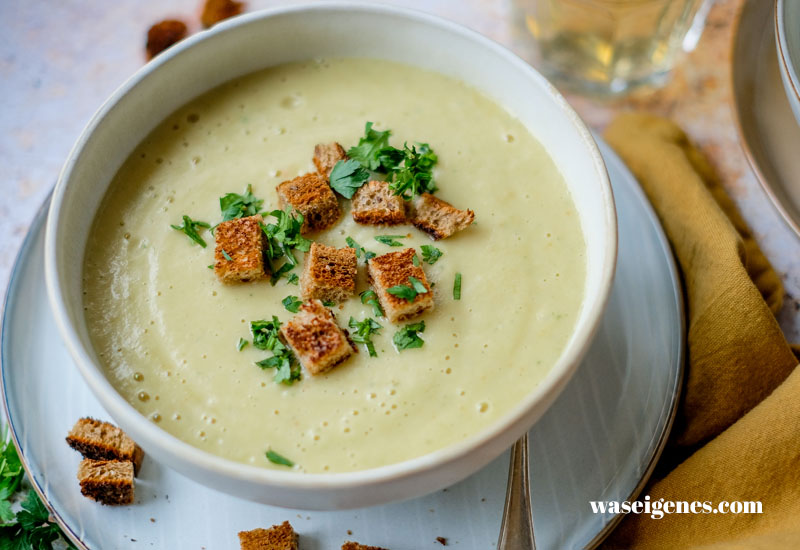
[83,58,586,473]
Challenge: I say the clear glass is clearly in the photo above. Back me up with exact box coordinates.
[516,0,712,96]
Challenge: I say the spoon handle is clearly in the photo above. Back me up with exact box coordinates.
[497,433,536,550]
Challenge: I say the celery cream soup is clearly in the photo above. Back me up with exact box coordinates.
[83,59,586,473]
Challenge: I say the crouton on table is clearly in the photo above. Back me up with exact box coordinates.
[301,242,357,304]
[313,142,348,178]
[201,0,245,28]
[407,193,474,240]
[238,521,298,550]
[146,20,188,60]
[280,300,355,375]
[66,417,144,475]
[214,214,267,283]
[276,173,341,234]
[342,543,390,550]
[351,181,406,226]
[367,248,434,323]
[77,459,135,505]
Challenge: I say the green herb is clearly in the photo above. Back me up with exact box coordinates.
[347,122,394,171]
[207,264,214,270]
[237,338,248,351]
[250,317,301,384]
[0,431,24,524]
[393,321,426,350]
[388,142,438,200]
[412,253,420,267]
[220,184,264,221]
[421,245,443,264]
[286,273,299,285]
[348,317,383,357]
[387,277,428,303]
[360,290,384,317]
[329,159,370,199]
[221,249,233,261]
[365,250,377,260]
[322,300,336,307]
[170,215,211,247]
[260,208,313,284]
[251,317,285,352]
[408,276,427,293]
[374,234,406,247]
[453,272,462,300]
[256,354,301,385]
[266,449,294,467]
[282,295,302,313]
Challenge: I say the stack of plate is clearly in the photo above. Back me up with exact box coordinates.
[732,0,800,237]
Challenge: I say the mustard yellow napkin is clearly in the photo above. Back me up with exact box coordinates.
[599,113,800,549]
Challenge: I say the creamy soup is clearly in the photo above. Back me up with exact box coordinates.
[83,58,586,473]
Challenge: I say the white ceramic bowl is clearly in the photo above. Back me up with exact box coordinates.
[776,0,800,126]
[45,2,617,510]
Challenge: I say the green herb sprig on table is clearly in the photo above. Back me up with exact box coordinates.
[170,215,211,247]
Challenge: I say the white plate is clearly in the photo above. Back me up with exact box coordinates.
[1,138,683,550]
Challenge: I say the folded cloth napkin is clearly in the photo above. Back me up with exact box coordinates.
[600,113,800,549]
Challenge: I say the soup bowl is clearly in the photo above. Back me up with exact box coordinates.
[45,2,616,510]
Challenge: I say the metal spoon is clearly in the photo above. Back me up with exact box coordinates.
[497,433,537,550]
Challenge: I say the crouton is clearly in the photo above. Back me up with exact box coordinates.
[351,181,406,226]
[276,173,341,234]
[66,417,144,475]
[77,459,134,505]
[238,521,298,550]
[214,215,267,283]
[300,243,357,304]
[342,543,390,550]
[407,193,475,240]
[146,20,188,60]
[280,300,355,375]
[367,248,434,323]
[201,0,245,28]
[313,142,348,178]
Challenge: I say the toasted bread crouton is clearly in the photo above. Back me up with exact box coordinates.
[214,215,267,283]
[313,142,348,178]
[351,181,406,226]
[300,243,357,304]
[77,459,134,505]
[238,521,298,550]
[276,173,341,234]
[407,193,474,240]
[281,300,355,375]
[66,418,144,475]
[201,0,245,28]
[146,20,188,60]
[367,248,434,323]
[342,543,390,550]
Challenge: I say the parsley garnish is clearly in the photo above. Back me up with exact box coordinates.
[330,159,370,198]
[387,142,438,200]
[287,273,299,285]
[251,317,284,351]
[393,321,426,350]
[170,215,211,247]
[221,249,233,261]
[348,317,383,357]
[266,449,294,467]
[387,277,428,303]
[347,122,394,171]
[260,208,313,284]
[360,290,384,317]
[237,338,248,351]
[374,234,406,247]
[282,295,302,313]
[322,300,336,307]
[346,236,375,262]
[453,272,462,300]
[220,184,264,221]
[412,253,420,267]
[250,317,302,384]
[421,245,443,264]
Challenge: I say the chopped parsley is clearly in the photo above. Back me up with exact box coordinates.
[170,215,211,247]
[329,159,369,198]
[387,277,428,303]
[360,290,384,317]
[322,300,336,307]
[346,236,376,262]
[453,272,462,300]
[387,142,438,200]
[348,317,383,357]
[347,122,394,171]
[412,253,420,267]
[220,184,264,221]
[421,245,443,264]
[260,208,313,284]
[266,449,294,467]
[221,249,233,261]
[374,234,406,247]
[393,321,426,350]
[282,295,302,313]
[286,273,299,285]
[237,338,248,351]
[250,317,301,384]
[251,317,284,351]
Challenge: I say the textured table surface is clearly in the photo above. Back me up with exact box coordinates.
[2,0,798,341]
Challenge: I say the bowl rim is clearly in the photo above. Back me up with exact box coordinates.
[44,1,617,492]
[776,0,800,114]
